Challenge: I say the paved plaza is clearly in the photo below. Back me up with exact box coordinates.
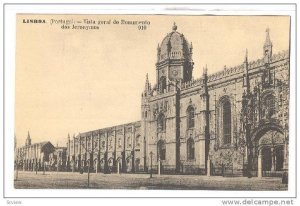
[14,171,288,190]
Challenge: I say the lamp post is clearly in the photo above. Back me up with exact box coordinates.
[150,151,153,178]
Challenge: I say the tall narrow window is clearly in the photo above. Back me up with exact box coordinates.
[159,76,167,93]
[157,113,166,132]
[223,100,231,144]
[118,138,122,148]
[127,136,131,147]
[187,138,195,160]
[136,135,140,147]
[187,106,195,128]
[157,140,166,160]
[264,94,276,118]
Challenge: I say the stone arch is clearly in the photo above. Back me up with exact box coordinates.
[251,122,284,143]
[126,156,132,172]
[116,156,122,173]
[253,123,285,177]
[135,134,141,147]
[135,158,141,172]
[108,157,114,166]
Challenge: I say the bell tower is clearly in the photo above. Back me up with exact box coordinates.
[156,23,194,94]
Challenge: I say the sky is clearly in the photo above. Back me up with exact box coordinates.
[15,15,290,147]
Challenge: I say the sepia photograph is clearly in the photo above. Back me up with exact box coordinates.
[13,13,291,192]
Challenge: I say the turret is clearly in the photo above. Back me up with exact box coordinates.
[144,73,151,96]
[25,131,31,146]
[263,28,273,63]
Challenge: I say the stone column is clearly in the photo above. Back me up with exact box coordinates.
[73,136,75,172]
[283,140,288,170]
[271,147,275,172]
[158,158,161,175]
[258,150,262,178]
[207,157,211,177]
[117,160,120,174]
[95,161,98,173]
[97,132,101,173]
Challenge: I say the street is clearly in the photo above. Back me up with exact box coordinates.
[14,171,288,190]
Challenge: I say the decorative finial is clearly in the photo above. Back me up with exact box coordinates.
[203,65,208,75]
[264,27,272,46]
[245,48,248,62]
[172,22,177,31]
[27,131,30,139]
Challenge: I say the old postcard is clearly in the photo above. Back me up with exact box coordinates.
[14,13,291,190]
[2,4,296,203]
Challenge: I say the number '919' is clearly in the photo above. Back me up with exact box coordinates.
[138,25,147,30]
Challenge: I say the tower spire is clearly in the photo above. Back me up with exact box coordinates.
[244,48,248,63]
[144,73,151,95]
[263,27,272,62]
[203,64,208,76]
[264,28,272,46]
[243,49,250,94]
[26,131,31,146]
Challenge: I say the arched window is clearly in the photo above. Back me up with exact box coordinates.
[157,140,166,160]
[187,138,195,160]
[223,100,231,144]
[136,135,140,147]
[187,106,195,129]
[159,76,167,93]
[157,113,166,132]
[127,136,131,147]
[118,138,122,148]
[263,94,276,118]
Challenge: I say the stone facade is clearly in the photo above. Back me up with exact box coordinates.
[49,146,67,171]
[15,132,55,171]
[66,121,144,173]
[66,24,289,176]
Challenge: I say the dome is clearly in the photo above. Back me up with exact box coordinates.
[158,23,192,62]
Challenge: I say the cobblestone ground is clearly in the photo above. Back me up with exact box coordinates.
[14,171,288,190]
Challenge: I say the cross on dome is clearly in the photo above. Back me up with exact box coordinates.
[172,22,177,31]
